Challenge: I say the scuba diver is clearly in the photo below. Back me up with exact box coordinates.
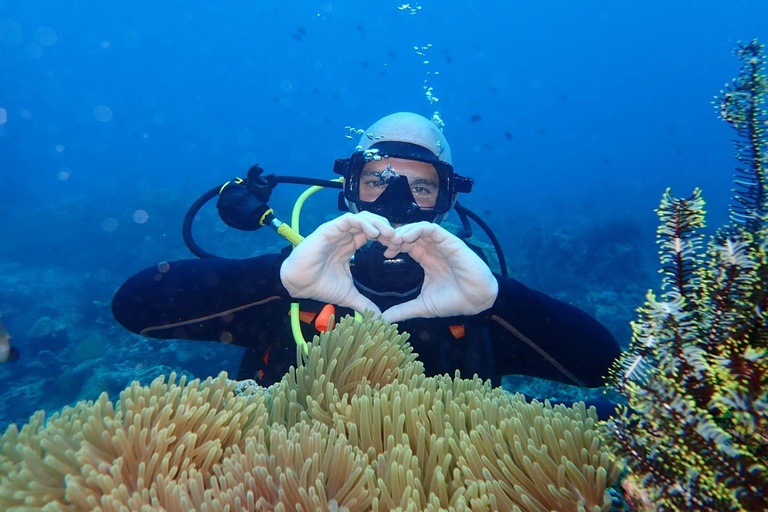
[112,112,621,409]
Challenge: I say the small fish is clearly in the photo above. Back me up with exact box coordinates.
[442,48,452,64]
[0,320,19,363]
[470,114,482,122]
[504,131,514,141]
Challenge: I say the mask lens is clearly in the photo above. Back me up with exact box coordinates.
[341,145,458,223]
[358,161,440,208]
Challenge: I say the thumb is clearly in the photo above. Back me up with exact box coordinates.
[381,299,424,323]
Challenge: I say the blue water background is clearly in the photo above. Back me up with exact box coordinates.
[1,0,766,430]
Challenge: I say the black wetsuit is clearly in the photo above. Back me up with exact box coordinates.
[112,243,621,392]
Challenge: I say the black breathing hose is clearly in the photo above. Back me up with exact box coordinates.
[454,203,509,278]
[182,185,222,259]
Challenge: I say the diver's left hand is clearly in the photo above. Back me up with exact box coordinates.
[280,212,395,315]
[380,222,499,323]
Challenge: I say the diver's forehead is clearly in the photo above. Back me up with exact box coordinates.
[361,157,438,177]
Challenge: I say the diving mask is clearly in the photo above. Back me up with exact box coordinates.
[334,141,473,224]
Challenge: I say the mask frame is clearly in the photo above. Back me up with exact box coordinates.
[333,141,473,223]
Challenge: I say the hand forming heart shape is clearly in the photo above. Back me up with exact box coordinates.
[280,211,499,323]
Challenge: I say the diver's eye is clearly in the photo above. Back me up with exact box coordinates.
[363,179,387,189]
[410,186,437,197]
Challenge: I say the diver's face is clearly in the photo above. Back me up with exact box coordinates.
[359,158,439,208]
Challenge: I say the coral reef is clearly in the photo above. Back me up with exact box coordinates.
[0,314,620,511]
[601,40,768,511]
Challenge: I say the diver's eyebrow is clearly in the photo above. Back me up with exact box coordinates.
[408,177,439,187]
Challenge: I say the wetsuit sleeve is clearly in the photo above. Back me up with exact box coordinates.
[111,252,291,346]
[486,275,621,388]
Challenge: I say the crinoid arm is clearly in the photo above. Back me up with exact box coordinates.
[602,39,768,512]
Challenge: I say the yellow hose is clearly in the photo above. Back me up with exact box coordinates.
[288,179,344,354]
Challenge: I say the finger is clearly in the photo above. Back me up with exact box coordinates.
[396,222,436,244]
[382,246,400,259]
[381,298,425,323]
[389,224,433,261]
[341,213,381,240]
[357,211,396,238]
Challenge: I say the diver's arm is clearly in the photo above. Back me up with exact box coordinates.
[112,252,291,343]
[486,275,621,388]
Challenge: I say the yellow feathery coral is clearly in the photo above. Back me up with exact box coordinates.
[602,39,768,512]
[0,314,620,512]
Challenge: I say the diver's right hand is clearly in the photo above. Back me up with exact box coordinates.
[280,212,395,315]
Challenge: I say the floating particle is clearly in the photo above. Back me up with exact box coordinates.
[34,27,57,46]
[102,217,119,232]
[0,20,22,46]
[133,209,149,224]
[93,105,113,122]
